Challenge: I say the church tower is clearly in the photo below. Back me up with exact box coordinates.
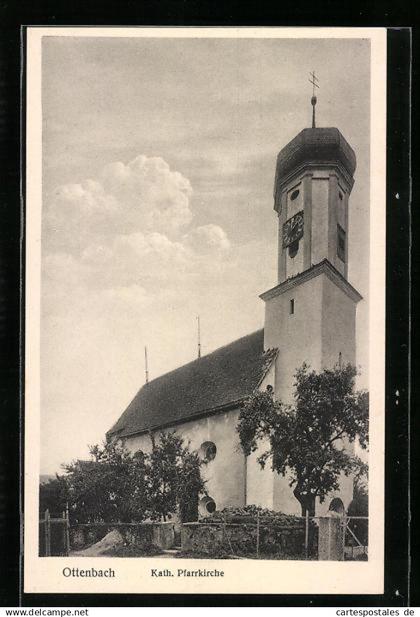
[261,92,362,407]
[252,87,364,514]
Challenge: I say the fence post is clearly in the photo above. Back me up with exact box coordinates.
[342,516,347,559]
[62,508,70,556]
[44,509,51,557]
[62,511,66,555]
[305,511,309,559]
[256,511,260,559]
[318,516,344,560]
[65,503,70,555]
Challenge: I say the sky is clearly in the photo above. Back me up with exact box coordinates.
[40,35,371,474]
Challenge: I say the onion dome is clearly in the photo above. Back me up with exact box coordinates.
[274,127,356,206]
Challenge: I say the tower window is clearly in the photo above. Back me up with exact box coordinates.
[288,239,299,258]
[290,299,295,314]
[337,225,346,262]
[339,191,344,201]
[290,189,300,201]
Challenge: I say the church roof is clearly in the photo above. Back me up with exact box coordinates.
[107,329,276,439]
[274,127,356,199]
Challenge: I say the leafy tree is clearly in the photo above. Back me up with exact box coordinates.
[177,448,206,522]
[39,475,69,516]
[126,449,150,521]
[148,432,206,522]
[59,432,204,524]
[237,363,369,516]
[63,440,148,523]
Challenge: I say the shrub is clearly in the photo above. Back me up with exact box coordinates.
[201,505,305,525]
[199,505,317,558]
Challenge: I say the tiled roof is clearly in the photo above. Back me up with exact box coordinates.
[107,329,276,438]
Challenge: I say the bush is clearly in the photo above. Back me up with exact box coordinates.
[201,505,305,525]
[198,505,317,558]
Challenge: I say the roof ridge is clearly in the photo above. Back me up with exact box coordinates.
[107,328,268,438]
[143,328,264,387]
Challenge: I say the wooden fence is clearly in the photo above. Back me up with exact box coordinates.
[39,508,70,556]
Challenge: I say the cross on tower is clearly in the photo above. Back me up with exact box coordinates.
[308,70,319,128]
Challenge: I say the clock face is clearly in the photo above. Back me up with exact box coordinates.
[282,211,304,248]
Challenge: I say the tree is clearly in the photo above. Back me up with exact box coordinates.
[39,475,69,516]
[63,439,148,523]
[177,447,206,523]
[147,432,206,522]
[60,432,205,524]
[237,363,369,516]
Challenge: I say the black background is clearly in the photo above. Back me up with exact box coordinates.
[0,3,415,607]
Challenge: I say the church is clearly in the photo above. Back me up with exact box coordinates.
[107,101,363,517]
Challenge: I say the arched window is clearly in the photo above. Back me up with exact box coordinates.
[199,441,217,463]
[328,497,345,516]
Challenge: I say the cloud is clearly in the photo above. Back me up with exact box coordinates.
[42,154,236,301]
[184,224,230,254]
[97,231,192,288]
[101,155,193,234]
[43,154,194,254]
[41,155,239,325]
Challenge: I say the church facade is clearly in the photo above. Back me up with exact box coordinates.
[107,122,363,517]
